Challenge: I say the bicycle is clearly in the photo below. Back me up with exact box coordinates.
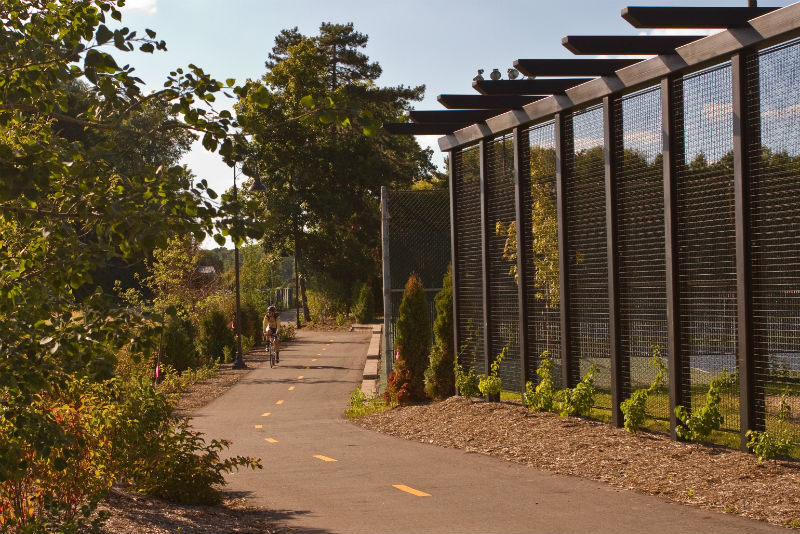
[266,336,276,368]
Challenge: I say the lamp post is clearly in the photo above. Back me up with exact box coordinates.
[231,164,267,370]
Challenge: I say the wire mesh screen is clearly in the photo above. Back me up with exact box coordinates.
[453,146,485,371]
[565,105,611,408]
[520,122,562,387]
[747,39,800,435]
[673,63,739,433]
[383,189,451,368]
[615,86,669,420]
[486,133,521,391]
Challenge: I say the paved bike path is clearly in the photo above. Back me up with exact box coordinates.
[190,329,789,534]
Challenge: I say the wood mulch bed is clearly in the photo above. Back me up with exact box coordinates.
[354,396,800,529]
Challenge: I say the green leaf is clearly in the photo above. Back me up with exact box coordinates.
[226,78,236,87]
[146,28,157,39]
[249,86,272,108]
[95,25,113,45]
[213,234,225,246]
[299,95,315,109]
[139,43,155,53]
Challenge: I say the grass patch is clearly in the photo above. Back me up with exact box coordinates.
[158,363,219,396]
[345,387,394,418]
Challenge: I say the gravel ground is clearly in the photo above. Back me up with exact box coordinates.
[355,396,800,529]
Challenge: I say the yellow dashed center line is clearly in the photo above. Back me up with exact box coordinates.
[288,386,295,391]
[316,353,321,356]
[264,438,278,443]
[298,375,304,379]
[312,358,318,362]
[276,400,284,405]
[254,424,263,429]
[305,366,310,369]
[393,484,431,497]
[313,455,337,462]
[261,412,271,417]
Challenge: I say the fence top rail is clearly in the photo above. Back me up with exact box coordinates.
[438,1,800,152]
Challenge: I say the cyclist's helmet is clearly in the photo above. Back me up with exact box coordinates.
[268,305,277,313]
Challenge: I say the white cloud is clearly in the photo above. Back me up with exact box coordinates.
[623,129,660,147]
[702,102,732,121]
[573,136,604,152]
[120,0,157,15]
[762,102,800,120]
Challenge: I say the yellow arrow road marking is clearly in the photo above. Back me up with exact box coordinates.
[276,400,284,405]
[264,438,278,443]
[393,485,430,497]
[254,424,263,429]
[261,412,271,417]
[313,455,337,462]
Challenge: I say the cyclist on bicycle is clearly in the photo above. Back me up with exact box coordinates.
[263,305,281,363]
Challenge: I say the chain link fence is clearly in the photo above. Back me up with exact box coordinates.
[381,188,451,377]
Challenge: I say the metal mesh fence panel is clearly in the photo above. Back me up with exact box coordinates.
[747,39,800,435]
[673,63,739,433]
[453,146,485,370]
[520,122,562,387]
[615,86,670,421]
[383,189,451,371]
[565,105,611,409]
[486,134,521,390]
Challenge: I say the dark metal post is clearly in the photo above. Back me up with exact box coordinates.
[232,169,245,369]
[381,186,393,375]
[448,152,461,373]
[479,139,491,374]
[513,127,531,392]
[604,96,625,427]
[732,52,762,445]
[295,252,300,329]
[555,113,573,388]
[662,76,684,437]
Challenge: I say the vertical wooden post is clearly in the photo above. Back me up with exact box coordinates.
[381,187,393,375]
[604,96,625,427]
[662,76,685,439]
[480,139,491,374]
[514,127,531,391]
[732,52,763,447]
[555,113,573,388]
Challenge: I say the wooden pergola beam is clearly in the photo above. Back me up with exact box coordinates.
[622,6,777,29]
[514,58,640,78]
[562,35,700,55]
[408,110,502,124]
[473,78,593,95]
[437,94,544,110]
[383,122,461,135]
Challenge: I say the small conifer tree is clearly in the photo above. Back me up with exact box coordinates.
[391,274,431,402]
[424,267,455,399]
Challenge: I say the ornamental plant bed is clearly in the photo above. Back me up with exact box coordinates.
[354,396,800,529]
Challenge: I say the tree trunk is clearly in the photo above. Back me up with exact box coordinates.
[300,274,311,322]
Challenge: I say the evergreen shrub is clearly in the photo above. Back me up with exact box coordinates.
[424,267,455,399]
[387,274,430,403]
[197,307,234,362]
[352,283,374,324]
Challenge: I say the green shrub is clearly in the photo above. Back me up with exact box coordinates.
[279,323,296,342]
[197,307,234,362]
[307,288,346,323]
[556,365,596,417]
[424,267,455,399]
[158,363,219,396]
[390,274,431,402]
[240,302,262,345]
[454,358,480,399]
[161,310,199,372]
[675,368,735,441]
[746,388,797,463]
[524,350,556,412]
[620,345,667,432]
[241,335,254,355]
[345,387,393,418]
[352,283,374,324]
[478,347,506,398]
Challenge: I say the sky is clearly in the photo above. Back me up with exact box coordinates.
[115,0,794,246]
